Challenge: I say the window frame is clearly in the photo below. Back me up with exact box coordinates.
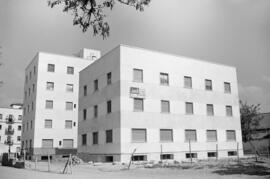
[47,64,55,72]
[133,68,143,83]
[205,79,212,91]
[160,72,169,86]
[184,76,192,88]
[185,102,194,115]
[67,66,74,75]
[133,98,144,112]
[161,100,170,113]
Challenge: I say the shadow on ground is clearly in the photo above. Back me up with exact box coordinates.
[212,162,270,176]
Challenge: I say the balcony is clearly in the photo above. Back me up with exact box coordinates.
[5,128,14,135]
[5,115,15,124]
[4,140,13,145]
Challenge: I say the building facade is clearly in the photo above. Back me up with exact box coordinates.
[78,45,243,163]
[0,104,22,154]
[21,49,100,159]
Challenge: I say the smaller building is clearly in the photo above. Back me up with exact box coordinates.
[243,112,270,156]
[0,104,23,154]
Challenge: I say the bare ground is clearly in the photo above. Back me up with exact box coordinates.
[1,158,270,179]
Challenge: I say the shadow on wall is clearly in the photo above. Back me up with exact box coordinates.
[212,162,270,176]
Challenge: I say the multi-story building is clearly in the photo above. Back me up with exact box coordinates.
[78,45,243,163]
[0,103,22,154]
[22,48,100,159]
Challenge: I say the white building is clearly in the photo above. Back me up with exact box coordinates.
[0,104,22,154]
[78,45,243,163]
[22,49,100,159]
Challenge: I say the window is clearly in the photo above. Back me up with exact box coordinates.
[18,115,22,120]
[47,64,55,72]
[160,154,174,160]
[94,79,98,91]
[94,105,98,118]
[132,155,147,161]
[93,132,98,145]
[206,130,217,142]
[106,130,113,143]
[44,119,52,128]
[82,134,87,145]
[224,82,231,93]
[32,84,35,92]
[207,104,214,116]
[46,82,54,90]
[65,120,72,129]
[160,73,169,85]
[107,100,112,114]
[133,69,143,82]
[83,109,87,120]
[228,151,237,156]
[25,75,28,83]
[161,100,170,113]
[42,139,53,148]
[205,79,212,90]
[132,129,146,143]
[208,152,217,158]
[107,72,112,85]
[160,129,173,142]
[45,100,53,109]
[0,125,2,130]
[134,98,144,112]
[186,153,198,158]
[18,125,22,131]
[67,66,74,74]
[185,129,197,142]
[0,114,2,119]
[17,136,21,142]
[184,76,192,88]
[66,102,73,110]
[63,139,73,148]
[226,130,236,141]
[83,85,87,96]
[32,102,34,111]
[226,105,233,116]
[105,156,114,162]
[185,102,193,114]
[66,84,74,92]
[29,71,32,80]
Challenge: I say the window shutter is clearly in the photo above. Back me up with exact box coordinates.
[42,139,53,148]
[63,139,73,148]
[160,129,173,141]
[132,129,146,142]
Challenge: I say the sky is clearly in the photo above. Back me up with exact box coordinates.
[0,0,270,112]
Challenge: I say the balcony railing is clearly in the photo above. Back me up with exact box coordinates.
[5,128,14,135]
[5,115,15,124]
[4,140,13,145]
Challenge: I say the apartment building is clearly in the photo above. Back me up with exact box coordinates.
[22,48,100,159]
[0,104,22,154]
[78,45,243,163]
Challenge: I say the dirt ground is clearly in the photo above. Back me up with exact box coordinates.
[1,158,270,179]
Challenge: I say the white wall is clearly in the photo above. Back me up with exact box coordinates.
[119,45,243,161]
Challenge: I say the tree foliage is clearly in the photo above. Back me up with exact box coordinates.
[240,100,263,143]
[48,0,151,38]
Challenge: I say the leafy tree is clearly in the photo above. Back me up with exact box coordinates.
[240,101,264,159]
[48,0,151,38]
[240,101,263,143]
